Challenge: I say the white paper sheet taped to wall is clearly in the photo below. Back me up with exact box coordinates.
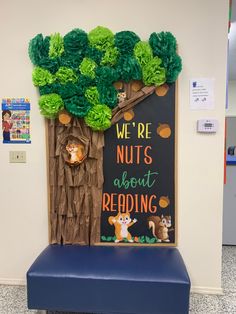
[190,78,215,110]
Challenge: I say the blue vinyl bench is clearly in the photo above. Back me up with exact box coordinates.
[27,245,190,314]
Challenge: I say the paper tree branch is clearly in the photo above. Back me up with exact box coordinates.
[111,85,156,125]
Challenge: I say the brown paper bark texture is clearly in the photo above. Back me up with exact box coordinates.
[48,118,104,245]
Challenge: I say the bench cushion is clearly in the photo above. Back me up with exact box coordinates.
[27,245,190,314]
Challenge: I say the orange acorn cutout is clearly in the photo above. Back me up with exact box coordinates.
[131,80,144,92]
[123,109,135,121]
[159,196,170,208]
[155,83,169,97]
[59,110,72,125]
[157,124,171,138]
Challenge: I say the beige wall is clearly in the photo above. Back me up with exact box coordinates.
[0,0,228,293]
[226,80,236,116]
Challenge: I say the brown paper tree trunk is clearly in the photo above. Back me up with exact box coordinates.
[48,118,104,245]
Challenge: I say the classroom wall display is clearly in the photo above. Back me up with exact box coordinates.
[2,98,31,144]
[28,26,181,246]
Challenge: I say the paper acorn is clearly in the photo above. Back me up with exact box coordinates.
[123,109,134,121]
[157,123,172,138]
[29,27,182,131]
[58,110,72,125]
[155,83,169,96]
[159,196,170,208]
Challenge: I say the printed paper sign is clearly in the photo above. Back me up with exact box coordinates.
[2,98,31,144]
[190,78,214,110]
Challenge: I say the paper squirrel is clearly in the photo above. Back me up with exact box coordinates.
[108,212,137,243]
[66,143,85,164]
[147,215,171,242]
[117,91,126,102]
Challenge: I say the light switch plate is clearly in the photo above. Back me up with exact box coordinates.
[9,151,26,163]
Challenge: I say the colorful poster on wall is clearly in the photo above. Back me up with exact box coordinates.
[100,84,176,246]
[2,98,31,144]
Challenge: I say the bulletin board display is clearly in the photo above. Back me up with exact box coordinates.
[28,27,182,245]
[99,83,176,246]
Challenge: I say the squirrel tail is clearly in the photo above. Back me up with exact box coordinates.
[108,216,115,225]
[148,220,156,238]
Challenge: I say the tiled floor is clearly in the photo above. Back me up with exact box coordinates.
[0,246,235,314]
[189,246,236,314]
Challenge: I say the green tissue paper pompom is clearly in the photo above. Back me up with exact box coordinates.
[98,85,118,108]
[79,58,97,79]
[77,75,95,93]
[142,57,166,86]
[49,33,64,59]
[101,47,119,66]
[134,41,153,67]
[64,28,88,54]
[37,57,59,74]
[85,87,100,105]
[149,32,183,82]
[39,93,64,118]
[149,32,177,58]
[116,56,142,82]
[32,67,55,86]
[85,104,112,131]
[64,95,91,118]
[39,83,59,96]
[60,53,83,70]
[115,31,140,55]
[39,82,78,99]
[28,34,50,66]
[55,67,78,84]
[56,82,78,99]
[86,46,104,64]
[163,54,182,83]
[88,26,114,51]
[95,66,119,85]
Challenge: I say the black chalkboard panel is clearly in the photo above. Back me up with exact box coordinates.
[100,83,176,245]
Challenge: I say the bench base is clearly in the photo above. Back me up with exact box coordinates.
[27,245,190,314]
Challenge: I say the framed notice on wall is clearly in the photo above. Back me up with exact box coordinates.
[100,83,177,246]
